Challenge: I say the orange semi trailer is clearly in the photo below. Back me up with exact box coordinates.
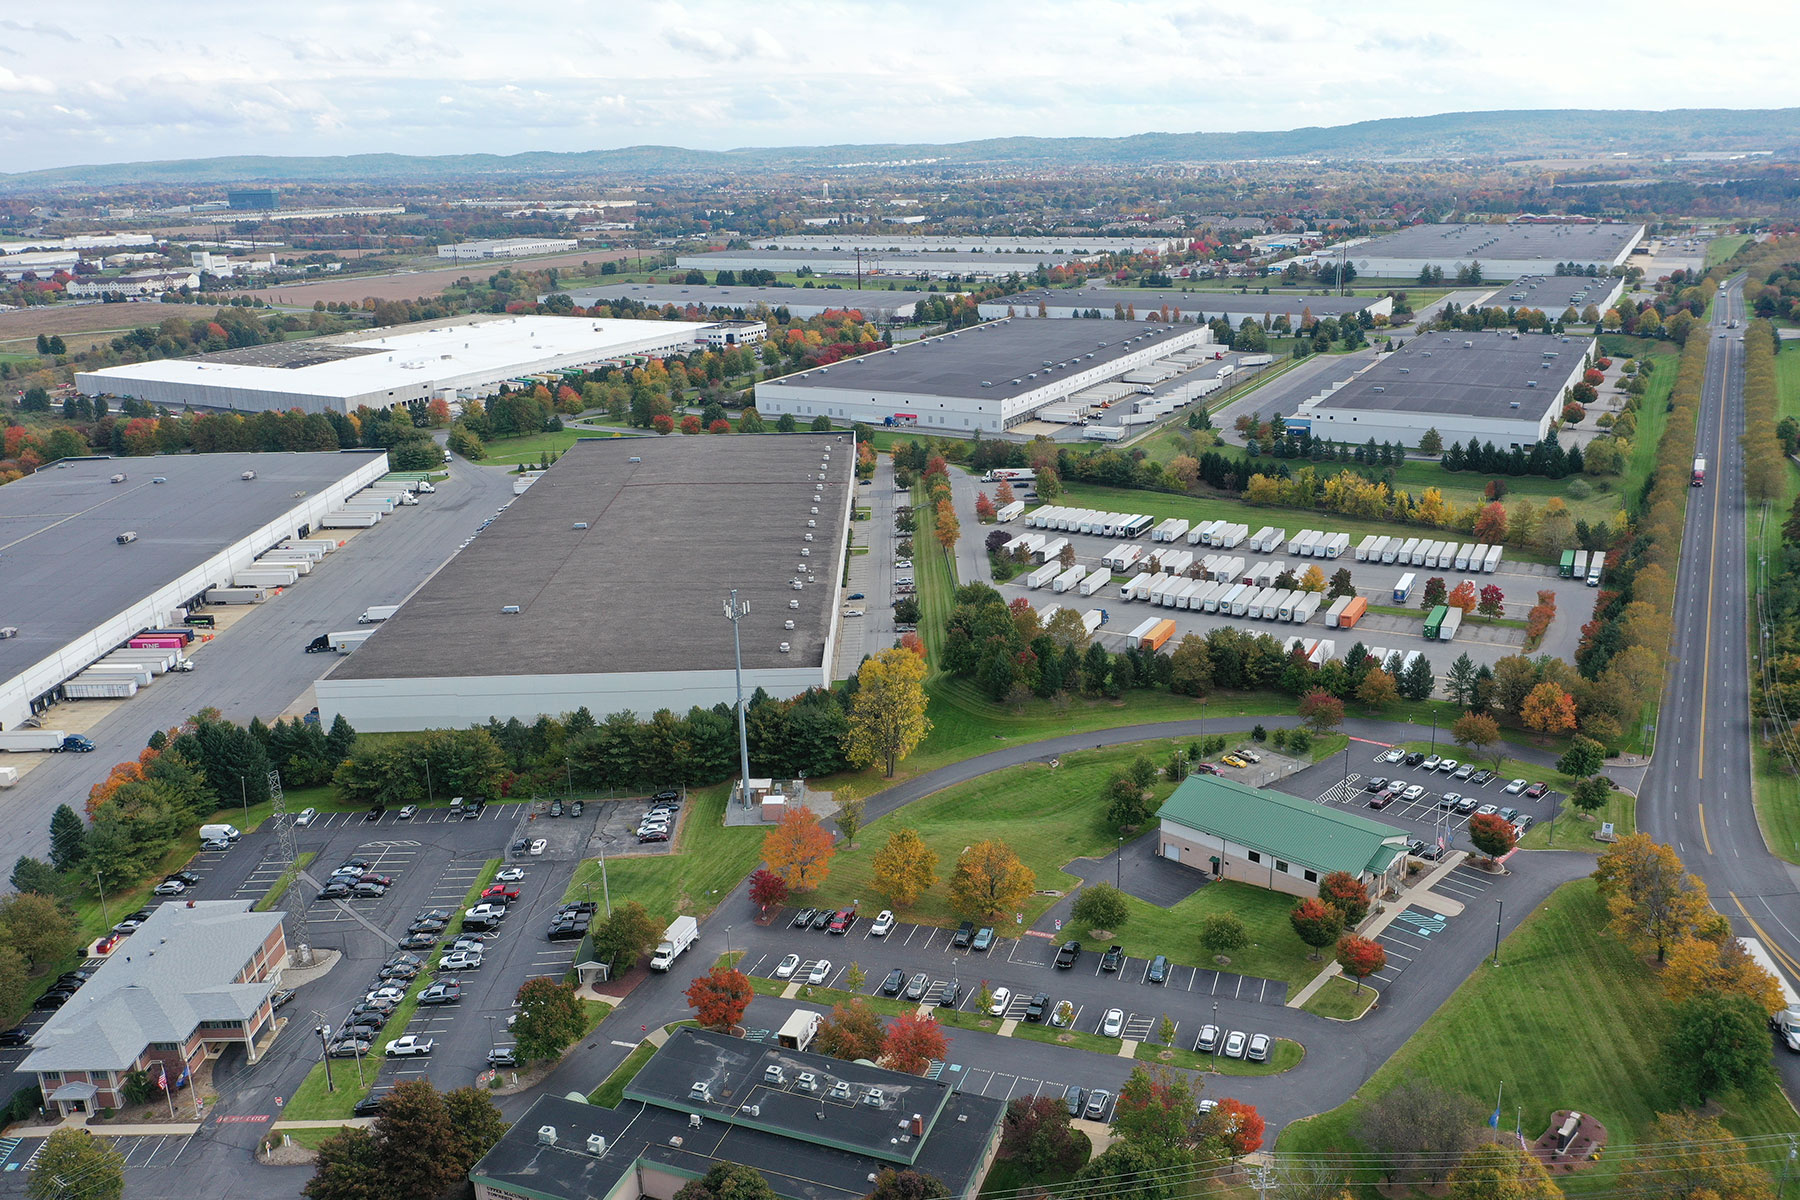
[1141,618,1176,652]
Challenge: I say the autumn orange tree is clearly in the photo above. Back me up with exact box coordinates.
[1467,812,1517,861]
[1521,682,1577,739]
[1452,712,1502,768]
[1593,834,1721,961]
[871,828,939,907]
[1318,871,1370,926]
[1213,1098,1264,1158]
[883,1012,948,1075]
[948,840,1035,923]
[1662,934,1784,1013]
[1288,898,1343,960]
[685,966,752,1031]
[1445,580,1478,614]
[762,806,835,891]
[974,491,996,522]
[1335,934,1386,992]
[933,497,960,555]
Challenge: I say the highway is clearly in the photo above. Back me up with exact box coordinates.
[1634,279,1800,1090]
[0,456,518,869]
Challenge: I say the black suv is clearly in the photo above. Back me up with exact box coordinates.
[1053,940,1081,969]
[1100,945,1125,972]
[1364,777,1388,793]
[951,922,974,948]
[1147,954,1171,983]
[880,968,905,996]
[937,979,960,1008]
[1403,751,1427,767]
[1025,992,1050,1023]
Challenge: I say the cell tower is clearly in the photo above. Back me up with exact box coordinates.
[269,769,313,965]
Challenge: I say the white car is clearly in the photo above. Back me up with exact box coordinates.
[805,959,832,985]
[1382,748,1405,764]
[384,1035,434,1058]
[1401,784,1426,802]
[894,559,912,570]
[496,867,525,882]
[1475,803,1500,817]
[365,985,406,1005]
[464,903,506,922]
[870,910,895,936]
[774,954,801,980]
[439,950,483,971]
[1503,778,1528,795]
[842,608,864,618]
[528,839,547,856]
[1102,1008,1125,1037]
[294,808,317,827]
[152,880,187,896]
[1437,758,1458,774]
[987,986,1011,1016]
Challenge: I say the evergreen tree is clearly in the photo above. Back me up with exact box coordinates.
[49,805,86,871]
[1399,653,1436,701]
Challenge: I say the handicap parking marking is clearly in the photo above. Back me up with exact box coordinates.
[1121,1013,1156,1039]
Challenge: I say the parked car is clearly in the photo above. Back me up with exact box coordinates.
[352,1095,386,1117]
[152,880,187,896]
[987,986,1011,1016]
[1102,1008,1125,1037]
[549,800,563,818]
[400,932,438,951]
[1471,770,1495,785]
[1421,755,1441,772]
[1475,804,1499,818]
[495,867,525,882]
[398,805,418,820]
[1196,1024,1221,1053]
[791,908,818,929]
[880,968,905,996]
[319,883,352,900]
[1382,748,1406,764]
[1085,1089,1111,1119]
[1498,806,1520,823]
[482,885,520,902]
[951,922,974,948]
[351,882,388,899]
[805,960,833,985]
[270,988,295,1011]
[1455,795,1480,814]
[772,954,801,980]
[1523,782,1549,799]
[1101,945,1125,972]
[637,829,669,844]
[938,979,961,1009]
[1438,759,1459,774]
[345,1012,386,1032]
[294,808,317,827]
[1404,752,1426,767]
[809,909,833,931]
[1452,763,1475,780]
[384,1035,434,1058]
[570,801,584,818]
[827,908,857,934]
[528,839,547,856]
[1401,784,1426,802]
[1220,754,1250,769]
[1503,778,1528,794]
[1147,954,1170,983]
[972,926,995,951]
[1364,777,1389,793]
[1438,793,1461,811]
[163,872,199,887]
[1513,816,1535,836]
[870,910,895,936]
[1406,839,1428,858]
[904,973,930,1001]
[365,985,406,1005]
[1053,940,1081,969]
[487,1047,519,1068]
[330,1038,372,1058]
[1063,1085,1086,1117]
[1025,993,1050,1022]
[1223,1030,1248,1059]
[1368,792,1393,810]
[378,962,420,982]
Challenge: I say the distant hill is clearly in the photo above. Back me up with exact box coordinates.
[5,109,1797,189]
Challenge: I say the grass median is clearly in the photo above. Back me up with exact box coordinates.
[1300,975,1377,1020]
[562,783,764,924]
[285,858,502,1119]
[1134,1035,1303,1076]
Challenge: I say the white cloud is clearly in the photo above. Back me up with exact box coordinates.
[0,0,1795,171]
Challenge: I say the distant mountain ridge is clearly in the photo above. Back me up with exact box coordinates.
[5,108,1796,189]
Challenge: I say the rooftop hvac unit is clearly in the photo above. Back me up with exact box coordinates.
[810,506,818,514]
[779,642,791,654]
[537,1126,557,1146]
[501,604,522,614]
[628,456,641,463]
[804,533,814,541]
[586,1135,606,1156]
[784,620,795,630]
[806,520,816,528]
[110,474,126,484]
[789,598,800,607]
[689,1112,704,1128]
[573,522,589,529]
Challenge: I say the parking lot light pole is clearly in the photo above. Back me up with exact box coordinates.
[1492,899,1503,967]
[1116,838,1122,889]
[314,1018,335,1092]
[726,925,734,966]
[723,590,753,808]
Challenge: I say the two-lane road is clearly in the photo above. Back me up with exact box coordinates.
[1636,279,1800,1090]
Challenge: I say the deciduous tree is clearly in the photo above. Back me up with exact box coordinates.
[1289,898,1344,960]
[883,1012,948,1074]
[369,1080,465,1200]
[748,868,789,913]
[1446,580,1478,614]
[685,966,753,1032]
[675,1162,779,1200]
[1453,713,1502,767]
[1594,835,1718,961]
[846,648,932,777]
[302,1127,383,1200]
[1214,1097,1264,1158]
[1521,682,1577,738]
[1335,934,1386,992]
[933,497,960,555]
[442,1085,511,1178]
[1199,912,1248,956]
[1569,776,1611,815]
[1298,689,1344,735]
[1555,736,1605,779]
[510,978,587,1063]
[1352,1078,1484,1187]
[835,793,866,848]
[999,1095,1087,1178]
[1112,1065,1202,1156]
[1467,812,1517,860]
[763,806,836,891]
[29,1130,124,1200]
[1319,872,1370,926]
[817,998,888,1062]
[1662,935,1784,1014]
[0,892,75,970]
[866,1169,951,1200]
[1666,993,1777,1105]
[1445,1143,1565,1199]
[1616,1111,1776,1200]
[948,840,1035,922]
[1477,583,1506,618]
[1071,883,1129,932]
[871,828,938,907]
[1357,669,1398,710]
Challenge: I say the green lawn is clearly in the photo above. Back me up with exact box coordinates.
[253,852,315,912]
[1751,348,1800,861]
[562,783,765,924]
[1602,336,1680,514]
[1301,975,1377,1019]
[1276,880,1800,1194]
[479,429,594,466]
[1707,234,1753,268]
[590,1041,657,1106]
[1105,880,1324,990]
[1134,1036,1304,1076]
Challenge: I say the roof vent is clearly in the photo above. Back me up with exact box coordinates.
[152,476,167,484]
[572,522,589,529]
[628,456,641,463]
[586,1134,606,1156]
[537,1126,557,1146]
[501,604,522,614]
[689,1112,704,1128]
[241,471,256,481]
[783,619,795,630]
[1526,380,1538,388]
[806,519,816,529]
[804,533,814,542]
[110,473,126,484]
[779,642,791,654]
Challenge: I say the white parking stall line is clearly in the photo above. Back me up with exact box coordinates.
[1138,959,1151,985]
[1379,931,1430,953]
[1376,946,1415,965]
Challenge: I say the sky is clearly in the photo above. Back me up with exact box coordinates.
[2,1,1796,173]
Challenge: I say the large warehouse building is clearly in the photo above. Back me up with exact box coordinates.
[557,282,949,323]
[1286,329,1595,449]
[76,315,710,416]
[980,287,1392,326]
[753,317,1213,433]
[749,233,1176,255]
[0,451,388,731]
[675,249,1089,280]
[1477,273,1624,317]
[1330,222,1643,281]
[316,435,853,731]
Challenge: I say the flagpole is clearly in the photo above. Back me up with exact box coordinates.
[162,1068,174,1120]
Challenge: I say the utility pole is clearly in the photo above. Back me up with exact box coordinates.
[723,590,753,808]
[313,1016,335,1092]
[1492,899,1504,966]
[93,869,109,925]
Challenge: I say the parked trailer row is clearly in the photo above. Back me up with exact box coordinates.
[1284,529,1352,559]
[1325,595,1369,628]
[1248,526,1287,553]
[1279,637,1339,666]
[1025,507,1154,539]
[1027,563,1060,589]
[1036,538,1070,564]
[320,511,381,529]
[1186,520,1249,548]
[1101,544,1142,571]
[1052,565,1088,593]
[1152,517,1190,542]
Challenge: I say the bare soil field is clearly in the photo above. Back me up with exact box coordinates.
[245,247,633,306]
[0,303,174,353]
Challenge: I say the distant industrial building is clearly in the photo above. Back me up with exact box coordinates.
[78,315,710,416]
[227,188,280,210]
[25,901,288,1116]
[318,435,854,731]
[749,233,1177,255]
[1338,222,1643,281]
[556,281,951,323]
[677,248,1089,281]
[437,238,578,260]
[470,1026,1004,1200]
[1286,329,1596,450]
[981,287,1392,327]
[1475,274,1624,317]
[64,270,199,299]
[754,317,1213,433]
[0,451,387,732]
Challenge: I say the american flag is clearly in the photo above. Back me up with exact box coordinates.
[156,1066,167,1091]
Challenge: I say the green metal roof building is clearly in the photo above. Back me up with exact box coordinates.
[1156,774,1412,898]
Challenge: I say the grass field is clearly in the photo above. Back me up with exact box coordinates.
[1752,347,1800,862]
[480,428,606,466]
[1600,336,1680,515]
[589,1041,657,1106]
[562,783,765,924]
[1300,975,1377,1019]
[1708,234,1754,268]
[1133,1035,1304,1076]
[1276,880,1799,1194]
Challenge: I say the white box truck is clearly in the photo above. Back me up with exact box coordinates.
[1080,609,1104,635]
[1376,536,1397,564]
[1036,538,1069,564]
[777,1009,823,1052]
[1037,603,1062,625]
[650,915,700,971]
[1439,608,1464,641]
[1320,533,1350,559]
[1397,538,1420,565]
[360,605,401,624]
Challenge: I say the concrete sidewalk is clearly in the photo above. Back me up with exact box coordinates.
[1287,851,1470,1009]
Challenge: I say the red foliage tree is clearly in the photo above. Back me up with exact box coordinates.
[1473,501,1509,544]
[1297,688,1345,735]
[679,415,702,435]
[685,966,753,1031]
[1318,871,1371,926]
[1335,934,1387,992]
[1583,368,1605,386]
[1468,812,1519,860]
[651,414,675,435]
[708,419,731,434]
[994,479,1015,506]
[1477,584,1505,618]
[1215,1097,1265,1156]
[748,868,789,913]
[899,632,927,659]
[974,491,996,522]
[883,1012,948,1074]
[1288,897,1344,959]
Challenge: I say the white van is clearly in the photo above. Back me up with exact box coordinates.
[199,823,241,843]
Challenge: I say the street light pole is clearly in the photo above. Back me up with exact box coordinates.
[314,1019,335,1092]
[94,869,109,925]
[723,590,753,808]
[1492,899,1503,967]
[1116,837,1122,889]
[726,925,734,966]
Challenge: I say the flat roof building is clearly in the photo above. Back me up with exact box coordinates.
[1288,329,1595,450]
[470,1026,1004,1200]
[1476,274,1624,318]
[556,282,948,323]
[1339,221,1643,281]
[981,287,1392,327]
[317,434,854,732]
[437,238,579,259]
[1157,774,1411,899]
[24,901,287,1116]
[677,248,1088,281]
[754,317,1213,434]
[0,450,387,732]
[77,315,710,415]
[748,233,1176,255]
